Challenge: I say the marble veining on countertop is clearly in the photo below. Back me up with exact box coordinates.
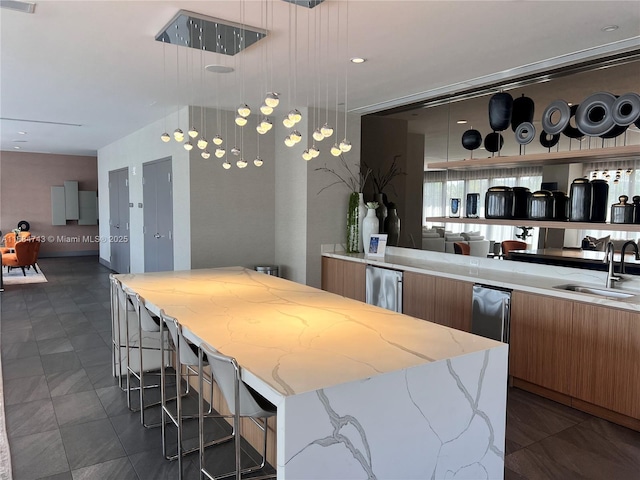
[116,267,503,403]
[322,245,640,312]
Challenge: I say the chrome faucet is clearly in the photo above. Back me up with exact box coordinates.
[603,241,621,289]
[620,240,640,275]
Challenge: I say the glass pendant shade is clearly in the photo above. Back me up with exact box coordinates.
[284,136,295,147]
[215,147,226,158]
[290,130,302,143]
[260,118,273,131]
[256,125,267,135]
[283,117,295,128]
[339,139,352,152]
[237,104,251,117]
[231,146,241,156]
[173,128,184,141]
[302,149,312,161]
[288,109,302,123]
[161,132,171,142]
[236,158,248,168]
[265,92,280,108]
[184,141,194,151]
[309,146,320,158]
[321,124,334,138]
[260,104,273,115]
[254,156,264,167]
[330,143,341,156]
[201,150,211,159]
[235,115,248,127]
[197,138,208,149]
[222,160,232,169]
[188,127,198,138]
[312,128,324,142]
[212,135,224,146]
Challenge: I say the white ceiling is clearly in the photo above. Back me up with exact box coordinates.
[1,0,639,156]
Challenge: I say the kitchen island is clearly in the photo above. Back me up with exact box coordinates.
[117,267,508,479]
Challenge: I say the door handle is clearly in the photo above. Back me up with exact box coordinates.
[115,224,119,229]
[154,233,161,239]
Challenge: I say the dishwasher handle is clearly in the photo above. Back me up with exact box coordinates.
[396,276,403,313]
[501,296,511,343]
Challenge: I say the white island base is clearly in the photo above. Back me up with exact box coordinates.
[280,347,507,479]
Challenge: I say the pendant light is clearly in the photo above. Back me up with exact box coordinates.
[290,130,302,143]
[160,38,171,142]
[260,117,273,131]
[237,104,251,118]
[174,128,184,142]
[197,138,208,149]
[236,158,248,168]
[265,92,279,108]
[313,128,324,142]
[254,156,264,167]
[188,126,199,138]
[215,146,226,158]
[235,115,248,126]
[222,160,232,169]
[283,116,295,128]
[302,149,312,161]
[212,135,223,146]
[184,141,194,151]
[339,0,352,153]
[201,150,211,159]
[309,145,320,158]
[161,132,171,143]
[260,104,274,115]
[284,135,295,147]
[231,146,241,156]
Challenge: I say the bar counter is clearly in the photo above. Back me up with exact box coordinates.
[117,267,508,479]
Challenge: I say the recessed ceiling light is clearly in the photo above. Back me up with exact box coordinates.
[13,146,21,149]
[567,103,573,106]
[350,57,366,64]
[205,64,234,74]
[456,120,467,124]
[601,25,618,32]
[18,131,27,135]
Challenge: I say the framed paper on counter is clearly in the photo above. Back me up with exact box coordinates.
[366,234,388,258]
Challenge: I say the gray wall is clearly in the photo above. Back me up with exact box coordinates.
[190,107,276,270]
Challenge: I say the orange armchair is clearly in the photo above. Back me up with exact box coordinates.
[0,231,31,254]
[501,240,527,259]
[453,241,470,255]
[2,238,40,276]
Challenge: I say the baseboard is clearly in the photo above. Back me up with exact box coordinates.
[511,377,640,432]
[99,256,111,269]
[511,377,572,407]
[39,250,100,258]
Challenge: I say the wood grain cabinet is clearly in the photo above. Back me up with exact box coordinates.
[321,257,366,302]
[509,291,574,395]
[403,271,436,322]
[403,272,472,332]
[570,303,640,419]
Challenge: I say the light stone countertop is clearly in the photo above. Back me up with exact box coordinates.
[322,245,640,313]
[116,267,504,404]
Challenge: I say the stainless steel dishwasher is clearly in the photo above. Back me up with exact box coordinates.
[365,265,403,313]
[471,284,511,343]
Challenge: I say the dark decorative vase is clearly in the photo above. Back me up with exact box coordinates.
[385,203,400,246]
[488,92,513,132]
[374,193,388,233]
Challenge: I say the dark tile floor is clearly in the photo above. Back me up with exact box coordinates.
[2,256,640,479]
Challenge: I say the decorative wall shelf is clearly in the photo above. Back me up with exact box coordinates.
[427,217,640,233]
[427,144,640,171]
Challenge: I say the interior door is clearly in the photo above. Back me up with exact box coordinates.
[143,158,173,272]
[108,168,130,273]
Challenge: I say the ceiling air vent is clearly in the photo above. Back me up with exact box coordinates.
[0,0,36,13]
[156,10,266,56]
[282,0,325,8]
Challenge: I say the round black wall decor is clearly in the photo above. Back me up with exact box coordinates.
[540,131,560,148]
[461,129,483,150]
[612,92,640,126]
[575,92,616,136]
[488,92,513,132]
[541,100,571,135]
[515,122,536,145]
[17,220,30,231]
[562,104,584,139]
[484,132,504,152]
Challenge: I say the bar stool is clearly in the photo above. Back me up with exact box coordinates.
[198,342,276,480]
[160,311,228,480]
[126,294,169,427]
[110,276,137,391]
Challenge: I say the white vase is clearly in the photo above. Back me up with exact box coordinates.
[362,208,379,253]
[357,193,367,252]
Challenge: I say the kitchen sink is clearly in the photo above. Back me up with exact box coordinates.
[553,284,635,299]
